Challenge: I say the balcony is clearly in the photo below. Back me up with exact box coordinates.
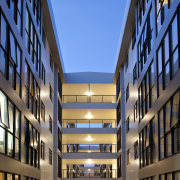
[62,169,117,179]
[62,95,116,103]
[62,119,116,128]
[62,144,117,153]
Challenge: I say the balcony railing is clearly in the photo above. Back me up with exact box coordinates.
[62,119,116,128]
[62,169,117,178]
[62,95,116,103]
[62,144,117,153]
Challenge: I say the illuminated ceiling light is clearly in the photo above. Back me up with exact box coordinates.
[87,159,92,164]
[86,91,92,96]
[86,136,93,142]
[88,150,91,153]
[86,113,93,119]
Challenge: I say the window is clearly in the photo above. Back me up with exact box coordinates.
[133,64,137,85]
[157,14,179,97]
[24,117,40,168]
[140,176,154,180]
[0,171,20,180]
[0,90,21,160]
[58,128,62,152]
[24,62,40,121]
[134,101,138,122]
[49,149,52,165]
[138,61,155,122]
[50,56,53,72]
[42,63,46,84]
[116,72,120,100]
[132,28,136,49]
[134,141,138,159]
[136,0,149,34]
[126,84,129,102]
[139,118,155,168]
[125,56,129,72]
[117,100,121,126]
[6,0,23,34]
[0,13,22,97]
[126,116,130,133]
[160,171,180,180]
[58,73,62,100]
[49,84,53,102]
[41,101,45,122]
[58,100,62,126]
[117,127,121,152]
[156,0,173,34]
[41,141,45,160]
[117,155,122,178]
[49,116,52,133]
[25,8,41,74]
[58,155,62,178]
[158,89,180,160]
[29,0,42,33]
[42,28,46,48]
[138,7,153,75]
[127,149,130,165]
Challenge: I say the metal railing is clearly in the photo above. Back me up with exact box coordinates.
[62,119,116,128]
[62,144,117,153]
[62,95,116,103]
[62,169,117,178]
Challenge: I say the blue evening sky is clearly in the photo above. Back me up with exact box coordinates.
[51,0,127,73]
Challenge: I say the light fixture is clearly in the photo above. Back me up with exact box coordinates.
[86,136,93,141]
[87,159,92,164]
[88,150,91,153]
[86,113,93,119]
[86,91,92,96]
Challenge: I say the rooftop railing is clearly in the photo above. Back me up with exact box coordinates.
[62,144,117,153]
[62,119,116,128]
[62,95,116,103]
[62,169,117,178]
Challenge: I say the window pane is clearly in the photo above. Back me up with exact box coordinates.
[158,47,162,74]
[15,175,19,180]
[166,133,172,157]
[0,91,9,127]
[172,48,179,76]
[15,109,20,138]
[0,127,5,153]
[175,171,180,180]
[1,15,8,52]
[7,132,13,156]
[7,174,13,180]
[171,15,178,51]
[167,173,173,180]
[174,126,180,154]
[0,172,5,180]
[165,101,171,133]
[0,48,7,76]
[16,45,21,74]
[10,32,17,64]
[164,33,169,65]
[160,138,164,159]
[8,101,14,133]
[171,91,179,127]
[15,138,19,160]
[160,174,165,180]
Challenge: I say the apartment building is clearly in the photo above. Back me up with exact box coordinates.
[115,0,180,180]
[0,0,180,180]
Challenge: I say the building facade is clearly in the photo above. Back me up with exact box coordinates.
[0,0,179,180]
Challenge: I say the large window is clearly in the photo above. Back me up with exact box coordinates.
[138,61,155,122]
[25,8,41,74]
[116,72,120,100]
[133,64,137,85]
[126,116,130,133]
[24,62,40,122]
[140,177,154,180]
[6,0,23,34]
[58,73,62,100]
[126,83,129,102]
[24,117,40,168]
[156,0,174,34]
[49,148,52,165]
[49,116,52,133]
[28,0,42,34]
[58,155,62,178]
[158,89,180,160]
[139,118,155,168]
[0,13,22,97]
[41,101,45,122]
[160,171,180,180]
[134,141,139,160]
[0,90,21,160]
[117,127,121,152]
[42,63,46,84]
[0,171,20,180]
[136,0,149,34]
[117,155,122,178]
[117,100,121,126]
[157,14,179,97]
[58,100,62,126]
[58,127,62,152]
[49,84,53,102]
[40,140,45,160]
[138,8,153,76]
[127,149,130,165]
